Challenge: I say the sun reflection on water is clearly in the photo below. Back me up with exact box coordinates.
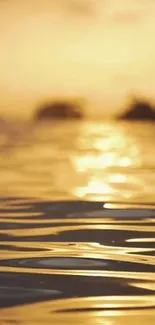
[0,121,154,203]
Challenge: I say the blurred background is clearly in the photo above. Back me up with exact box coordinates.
[1,0,155,119]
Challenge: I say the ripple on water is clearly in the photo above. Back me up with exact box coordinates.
[0,198,154,324]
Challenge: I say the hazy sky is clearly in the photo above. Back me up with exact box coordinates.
[0,0,155,118]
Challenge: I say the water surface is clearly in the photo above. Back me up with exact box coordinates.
[0,121,155,324]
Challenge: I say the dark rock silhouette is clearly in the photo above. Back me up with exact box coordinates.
[117,98,155,121]
[34,100,84,121]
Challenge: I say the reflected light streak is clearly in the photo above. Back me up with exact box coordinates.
[1,292,155,325]
[130,282,155,291]
[109,174,127,183]
[73,179,115,198]
[74,154,134,170]
[104,203,155,210]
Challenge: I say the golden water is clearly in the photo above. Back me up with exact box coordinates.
[0,121,155,324]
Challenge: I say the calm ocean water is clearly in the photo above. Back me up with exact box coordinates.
[0,120,155,324]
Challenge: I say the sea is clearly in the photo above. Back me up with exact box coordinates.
[0,119,155,324]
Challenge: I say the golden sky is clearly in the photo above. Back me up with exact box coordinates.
[0,0,155,118]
